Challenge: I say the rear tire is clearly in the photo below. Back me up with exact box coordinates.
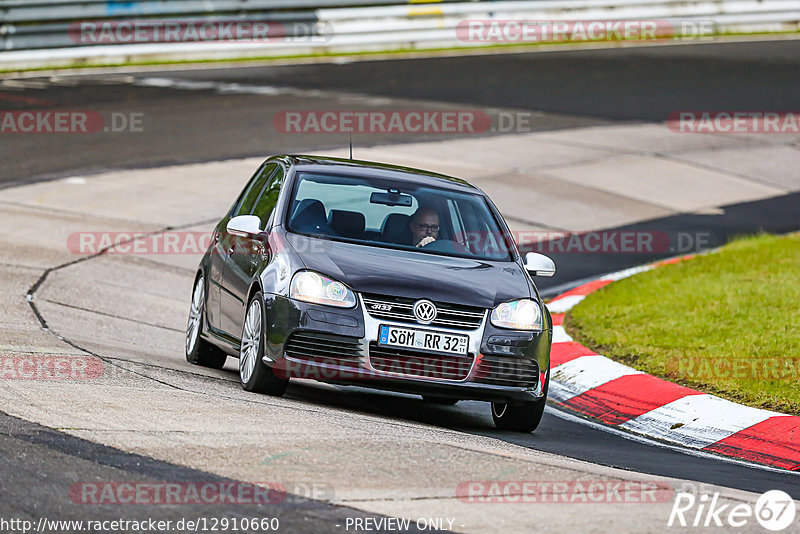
[186,275,228,370]
[239,292,288,396]
[491,373,548,432]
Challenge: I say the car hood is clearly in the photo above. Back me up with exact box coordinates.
[286,234,532,308]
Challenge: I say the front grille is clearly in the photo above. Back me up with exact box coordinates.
[362,293,485,330]
[472,354,539,388]
[284,331,363,368]
[368,342,474,381]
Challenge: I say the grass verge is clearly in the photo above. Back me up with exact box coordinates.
[565,233,800,415]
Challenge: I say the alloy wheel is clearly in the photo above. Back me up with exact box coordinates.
[240,299,262,384]
[186,277,204,355]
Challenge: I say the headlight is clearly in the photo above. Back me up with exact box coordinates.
[290,271,356,308]
[490,299,542,331]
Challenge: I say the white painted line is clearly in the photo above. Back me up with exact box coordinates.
[551,325,573,344]
[548,380,582,403]
[547,405,800,476]
[0,79,49,90]
[620,394,779,449]
[551,354,642,400]
[129,76,394,106]
[603,264,654,281]
[547,294,585,313]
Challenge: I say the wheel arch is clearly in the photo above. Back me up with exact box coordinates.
[247,280,264,305]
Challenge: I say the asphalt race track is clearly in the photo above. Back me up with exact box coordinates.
[4,39,800,185]
[2,38,800,531]
[0,412,428,533]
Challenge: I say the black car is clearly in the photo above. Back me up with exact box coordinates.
[186,155,556,432]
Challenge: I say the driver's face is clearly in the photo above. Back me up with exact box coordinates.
[410,211,440,245]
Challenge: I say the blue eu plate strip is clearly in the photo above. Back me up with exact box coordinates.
[379,325,389,344]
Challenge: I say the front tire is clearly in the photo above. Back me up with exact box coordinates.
[491,373,548,432]
[239,292,288,396]
[186,275,228,369]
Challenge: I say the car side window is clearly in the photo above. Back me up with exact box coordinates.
[250,165,286,229]
[233,163,277,217]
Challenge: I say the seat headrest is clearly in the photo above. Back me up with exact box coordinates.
[291,199,328,234]
[328,210,366,239]
[381,213,412,244]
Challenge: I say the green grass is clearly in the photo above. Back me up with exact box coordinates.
[565,233,800,415]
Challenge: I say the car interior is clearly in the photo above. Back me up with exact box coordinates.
[289,197,453,247]
[284,173,514,261]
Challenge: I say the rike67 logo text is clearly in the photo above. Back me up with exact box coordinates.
[669,490,796,531]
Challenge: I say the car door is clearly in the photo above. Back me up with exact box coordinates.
[204,218,230,333]
[220,163,285,337]
[206,163,272,334]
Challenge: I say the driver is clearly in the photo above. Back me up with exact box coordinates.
[409,207,440,247]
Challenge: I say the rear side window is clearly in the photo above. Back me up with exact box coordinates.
[234,163,277,217]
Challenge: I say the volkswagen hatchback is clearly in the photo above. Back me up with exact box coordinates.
[186,155,556,432]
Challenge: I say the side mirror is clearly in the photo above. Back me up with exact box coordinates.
[525,252,556,277]
[227,215,263,238]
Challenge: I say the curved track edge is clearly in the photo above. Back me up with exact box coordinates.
[547,256,800,472]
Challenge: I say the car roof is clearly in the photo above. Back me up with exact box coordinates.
[269,154,483,194]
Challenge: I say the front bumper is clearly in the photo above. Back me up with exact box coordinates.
[262,293,551,404]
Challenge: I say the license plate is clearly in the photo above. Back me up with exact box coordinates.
[378,325,468,355]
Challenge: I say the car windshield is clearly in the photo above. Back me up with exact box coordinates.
[286,171,515,261]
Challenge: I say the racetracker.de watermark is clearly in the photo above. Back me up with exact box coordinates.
[68,20,333,44]
[70,481,334,505]
[273,110,538,134]
[455,19,715,43]
[66,231,332,256]
[272,355,480,381]
[0,355,103,380]
[483,230,717,255]
[0,111,144,134]
[456,480,674,503]
[66,230,719,256]
[71,482,285,505]
[68,231,215,255]
[667,111,800,133]
[666,357,800,381]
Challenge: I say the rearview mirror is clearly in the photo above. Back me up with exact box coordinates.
[370,190,413,207]
[525,252,556,277]
[227,215,263,238]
